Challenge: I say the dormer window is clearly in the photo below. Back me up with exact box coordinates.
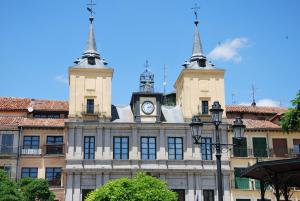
[87,57,96,65]
[86,99,94,114]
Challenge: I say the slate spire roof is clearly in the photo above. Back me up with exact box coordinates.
[73,16,108,68]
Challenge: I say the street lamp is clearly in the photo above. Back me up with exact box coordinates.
[189,101,246,201]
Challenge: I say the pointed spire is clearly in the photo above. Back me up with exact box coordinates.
[190,11,206,64]
[73,2,108,68]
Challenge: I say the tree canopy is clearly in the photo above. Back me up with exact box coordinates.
[85,172,177,201]
[0,170,54,201]
[281,90,300,132]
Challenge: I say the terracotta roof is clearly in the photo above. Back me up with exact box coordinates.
[30,99,68,111]
[226,105,287,115]
[0,97,31,111]
[0,116,23,129]
[20,118,65,128]
[228,118,280,130]
[0,97,68,112]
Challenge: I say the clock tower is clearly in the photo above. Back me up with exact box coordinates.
[130,63,163,123]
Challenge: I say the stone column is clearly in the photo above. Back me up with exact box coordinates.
[103,128,111,159]
[130,127,138,160]
[157,128,166,159]
[188,173,195,201]
[96,173,102,188]
[95,127,103,159]
[103,173,110,185]
[65,174,73,201]
[73,174,81,201]
[186,128,193,159]
[74,127,83,159]
[195,174,201,201]
[67,128,75,158]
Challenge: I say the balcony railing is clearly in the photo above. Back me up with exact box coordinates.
[231,147,300,158]
[81,104,99,115]
[44,144,64,155]
[0,145,18,156]
[21,148,42,155]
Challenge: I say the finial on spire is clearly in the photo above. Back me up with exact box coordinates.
[144,60,150,72]
[140,60,154,93]
[191,3,200,25]
[251,84,257,107]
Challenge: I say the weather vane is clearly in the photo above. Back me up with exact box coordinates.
[145,60,150,71]
[191,3,200,20]
[87,0,96,16]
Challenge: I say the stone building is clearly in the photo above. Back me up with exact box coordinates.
[65,12,230,201]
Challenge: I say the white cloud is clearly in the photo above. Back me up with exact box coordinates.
[208,37,249,63]
[54,75,68,84]
[239,99,280,107]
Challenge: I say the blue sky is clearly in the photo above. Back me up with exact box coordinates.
[0,0,299,107]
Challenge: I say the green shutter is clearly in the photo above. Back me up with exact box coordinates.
[234,168,249,189]
[255,179,261,189]
[253,138,267,157]
[233,138,248,157]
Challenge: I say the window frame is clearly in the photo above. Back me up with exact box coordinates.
[203,189,214,201]
[201,137,212,160]
[45,167,62,187]
[140,137,156,160]
[168,137,183,160]
[84,136,95,160]
[21,167,38,178]
[86,99,94,114]
[113,136,129,160]
[201,100,209,115]
[23,136,40,149]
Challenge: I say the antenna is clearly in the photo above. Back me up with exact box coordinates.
[144,60,150,71]
[251,84,257,106]
[87,0,96,16]
[163,64,167,95]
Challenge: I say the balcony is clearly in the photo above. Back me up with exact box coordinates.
[81,104,99,115]
[0,145,18,157]
[231,147,300,158]
[21,148,42,155]
[44,144,64,155]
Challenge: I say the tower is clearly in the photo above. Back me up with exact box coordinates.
[68,10,113,120]
[174,10,225,120]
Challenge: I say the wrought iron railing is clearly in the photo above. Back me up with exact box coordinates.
[231,147,300,158]
[81,104,99,115]
[44,144,64,155]
[0,145,18,155]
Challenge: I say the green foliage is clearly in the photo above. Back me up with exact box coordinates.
[0,170,24,201]
[86,172,177,201]
[0,170,54,201]
[281,90,300,132]
[18,177,55,201]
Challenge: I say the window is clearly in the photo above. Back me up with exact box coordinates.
[46,136,63,154]
[172,189,185,201]
[46,167,61,186]
[293,139,300,156]
[203,190,214,201]
[0,166,12,177]
[168,137,183,160]
[23,136,40,149]
[236,199,250,201]
[141,137,156,160]
[201,137,212,160]
[113,137,129,160]
[86,99,94,114]
[234,168,249,189]
[272,139,288,157]
[34,113,60,118]
[21,167,38,178]
[233,137,247,157]
[253,138,267,157]
[202,101,209,114]
[84,136,95,159]
[1,134,13,153]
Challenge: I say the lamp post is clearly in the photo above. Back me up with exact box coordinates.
[189,101,246,201]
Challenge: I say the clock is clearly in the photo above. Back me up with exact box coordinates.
[141,101,155,114]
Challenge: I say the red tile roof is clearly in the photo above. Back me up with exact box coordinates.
[226,105,287,115]
[20,118,65,128]
[228,118,280,130]
[0,97,68,112]
[0,116,23,129]
[0,97,31,111]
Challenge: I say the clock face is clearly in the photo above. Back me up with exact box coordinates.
[141,101,155,115]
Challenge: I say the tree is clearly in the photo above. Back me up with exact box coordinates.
[85,172,177,201]
[18,177,55,201]
[0,170,24,201]
[281,90,300,132]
